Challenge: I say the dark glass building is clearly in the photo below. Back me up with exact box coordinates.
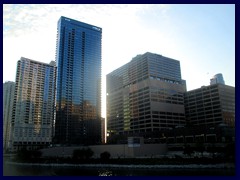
[106,52,186,143]
[54,17,102,145]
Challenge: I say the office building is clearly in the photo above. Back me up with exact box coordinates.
[3,81,15,152]
[184,84,235,127]
[107,52,186,143]
[54,17,102,145]
[11,57,56,151]
[210,73,225,85]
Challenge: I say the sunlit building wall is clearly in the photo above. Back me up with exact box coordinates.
[184,84,235,127]
[101,118,106,144]
[107,52,186,142]
[11,57,56,151]
[3,81,15,152]
[54,17,102,145]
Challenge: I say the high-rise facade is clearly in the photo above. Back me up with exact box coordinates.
[3,81,15,152]
[184,84,235,127]
[54,17,102,145]
[210,73,225,85]
[107,52,186,142]
[11,57,56,151]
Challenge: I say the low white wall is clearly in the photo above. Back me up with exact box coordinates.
[41,144,168,158]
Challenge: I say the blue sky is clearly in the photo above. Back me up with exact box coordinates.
[3,4,235,117]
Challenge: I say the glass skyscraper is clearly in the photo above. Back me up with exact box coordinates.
[54,17,102,145]
[11,57,56,151]
[210,73,225,85]
[107,52,186,143]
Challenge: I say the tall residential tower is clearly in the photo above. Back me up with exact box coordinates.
[107,52,186,143]
[3,81,15,152]
[11,57,56,151]
[54,17,102,145]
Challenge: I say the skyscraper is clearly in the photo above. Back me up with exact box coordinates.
[3,81,15,152]
[107,52,186,143]
[54,17,102,145]
[210,73,225,85]
[11,57,56,151]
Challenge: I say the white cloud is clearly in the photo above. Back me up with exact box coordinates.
[3,4,170,117]
[3,4,234,117]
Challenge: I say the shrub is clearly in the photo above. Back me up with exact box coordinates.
[183,144,194,157]
[16,149,42,161]
[31,150,42,158]
[100,151,111,160]
[72,148,94,160]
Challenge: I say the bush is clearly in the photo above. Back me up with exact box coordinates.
[224,142,235,159]
[31,150,42,158]
[72,148,94,160]
[16,149,42,161]
[16,148,29,161]
[183,144,194,157]
[195,142,205,157]
[100,151,111,160]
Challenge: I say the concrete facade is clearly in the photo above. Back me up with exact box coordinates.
[3,81,15,152]
[107,52,186,143]
[184,84,235,127]
[11,58,56,151]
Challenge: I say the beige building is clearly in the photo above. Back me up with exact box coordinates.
[107,52,186,143]
[185,84,235,127]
